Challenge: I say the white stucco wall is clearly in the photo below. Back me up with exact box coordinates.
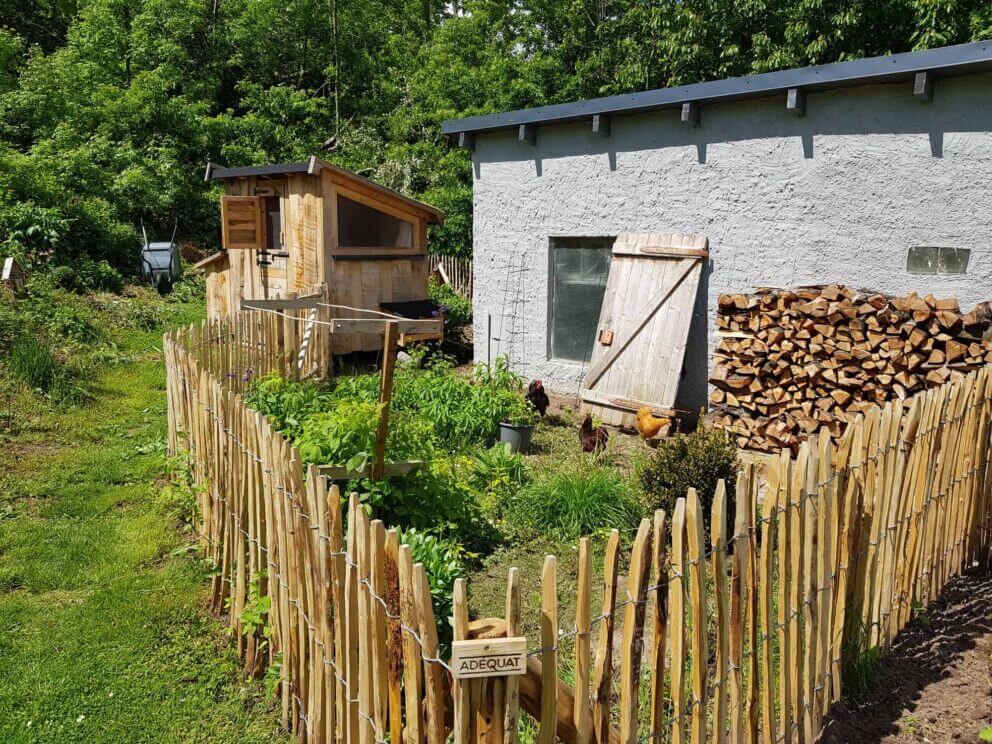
[470,73,992,413]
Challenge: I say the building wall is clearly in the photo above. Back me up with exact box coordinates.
[470,73,992,413]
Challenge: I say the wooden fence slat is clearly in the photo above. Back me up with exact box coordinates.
[758,465,778,744]
[414,562,445,744]
[453,579,471,744]
[650,510,669,741]
[593,530,621,744]
[575,538,593,744]
[670,498,687,744]
[620,518,652,743]
[711,482,729,744]
[399,545,424,744]
[539,555,558,744]
[686,489,708,744]
[504,567,521,744]
[385,529,403,744]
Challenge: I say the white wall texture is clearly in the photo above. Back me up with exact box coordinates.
[470,73,992,413]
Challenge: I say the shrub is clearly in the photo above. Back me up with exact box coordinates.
[49,258,123,294]
[509,462,643,539]
[168,273,205,303]
[7,337,58,390]
[428,279,472,331]
[639,427,739,527]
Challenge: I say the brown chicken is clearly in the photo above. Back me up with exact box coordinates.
[525,379,550,417]
[579,414,609,453]
[635,406,672,441]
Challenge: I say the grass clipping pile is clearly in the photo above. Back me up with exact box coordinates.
[708,284,992,451]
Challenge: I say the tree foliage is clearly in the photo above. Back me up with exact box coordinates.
[0,0,988,266]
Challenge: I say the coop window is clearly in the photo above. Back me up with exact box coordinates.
[549,237,613,363]
[337,194,414,248]
[906,246,970,275]
[263,196,283,250]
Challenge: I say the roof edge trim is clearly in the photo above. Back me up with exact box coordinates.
[441,40,992,137]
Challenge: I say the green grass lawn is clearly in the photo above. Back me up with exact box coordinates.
[0,298,289,743]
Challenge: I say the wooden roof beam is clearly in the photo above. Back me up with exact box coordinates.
[592,114,611,137]
[681,102,700,127]
[519,123,537,145]
[787,87,807,116]
[914,71,934,102]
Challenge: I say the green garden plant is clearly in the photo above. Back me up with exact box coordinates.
[639,427,739,528]
[6,337,59,391]
[509,461,643,539]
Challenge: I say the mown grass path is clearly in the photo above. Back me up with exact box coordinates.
[0,309,289,743]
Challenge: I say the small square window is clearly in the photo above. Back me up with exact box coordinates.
[906,246,970,275]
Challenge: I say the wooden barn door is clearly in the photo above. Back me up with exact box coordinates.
[581,233,708,428]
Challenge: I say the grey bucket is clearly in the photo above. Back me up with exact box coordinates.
[498,423,534,454]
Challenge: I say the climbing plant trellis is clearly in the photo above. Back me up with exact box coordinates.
[165,298,992,744]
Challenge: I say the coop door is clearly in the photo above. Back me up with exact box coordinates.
[580,233,707,428]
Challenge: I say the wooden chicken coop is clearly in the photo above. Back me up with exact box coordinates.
[199,157,445,354]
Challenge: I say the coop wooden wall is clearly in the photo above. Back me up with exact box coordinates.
[319,168,430,354]
[222,175,323,304]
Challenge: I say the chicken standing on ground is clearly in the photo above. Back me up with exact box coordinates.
[635,406,672,441]
[525,379,550,417]
[579,414,609,453]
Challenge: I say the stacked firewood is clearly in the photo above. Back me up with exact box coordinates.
[708,285,992,451]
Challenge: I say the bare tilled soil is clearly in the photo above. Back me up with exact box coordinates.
[823,570,992,744]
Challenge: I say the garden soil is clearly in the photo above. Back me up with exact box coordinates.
[823,570,992,743]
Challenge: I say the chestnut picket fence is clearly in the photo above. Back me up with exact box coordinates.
[165,308,992,743]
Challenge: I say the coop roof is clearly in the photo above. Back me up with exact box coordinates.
[204,156,445,224]
[193,251,229,270]
[441,39,992,141]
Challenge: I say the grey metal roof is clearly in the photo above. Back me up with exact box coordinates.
[205,161,313,180]
[441,40,992,139]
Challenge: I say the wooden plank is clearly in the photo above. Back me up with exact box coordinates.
[539,555,558,744]
[685,489,708,744]
[344,495,361,742]
[578,390,677,417]
[728,472,748,744]
[386,529,404,744]
[241,294,324,310]
[758,465,778,744]
[669,499,687,744]
[504,567,521,744]
[619,518,652,743]
[801,438,820,744]
[593,530,621,743]
[611,244,710,259]
[649,510,668,740]
[372,322,398,481]
[414,562,445,744]
[575,539,593,744]
[453,579,471,744]
[331,318,442,336]
[774,452,792,742]
[399,545,424,744]
[711,482,730,744]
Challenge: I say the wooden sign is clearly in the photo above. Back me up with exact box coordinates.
[450,637,527,680]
